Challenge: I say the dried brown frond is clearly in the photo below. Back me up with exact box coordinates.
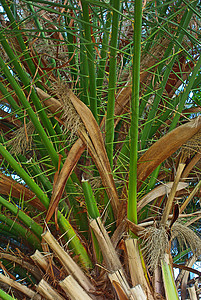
[51,82,83,140]
[140,225,169,272]
[180,129,201,161]
[172,222,201,255]
[7,121,35,155]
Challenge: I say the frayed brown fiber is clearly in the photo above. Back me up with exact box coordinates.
[140,226,169,272]
[180,129,201,161]
[140,221,201,272]
[7,121,35,155]
[172,222,201,255]
[51,82,83,140]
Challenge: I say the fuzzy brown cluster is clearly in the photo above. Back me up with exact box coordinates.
[7,121,35,155]
[140,225,169,272]
[181,129,201,160]
[172,222,201,255]
[52,82,83,140]
[140,221,201,273]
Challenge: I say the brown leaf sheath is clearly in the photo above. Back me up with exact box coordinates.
[68,90,120,216]
[137,117,201,189]
[0,173,45,211]
[45,139,85,226]
[37,88,120,217]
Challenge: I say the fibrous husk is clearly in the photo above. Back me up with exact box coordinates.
[140,221,201,272]
[172,221,201,255]
[7,121,35,155]
[51,82,83,140]
[180,129,201,161]
[140,226,169,272]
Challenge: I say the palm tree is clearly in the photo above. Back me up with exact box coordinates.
[0,0,200,299]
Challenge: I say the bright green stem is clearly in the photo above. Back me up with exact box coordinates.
[0,289,16,300]
[0,214,41,250]
[105,1,121,167]
[80,43,90,105]
[116,135,130,174]
[173,248,190,263]
[161,258,179,300]
[57,212,93,268]
[0,56,59,169]
[169,55,201,131]
[146,164,161,193]
[0,144,91,266]
[27,3,61,77]
[147,92,180,138]
[1,0,37,78]
[0,31,58,147]
[140,0,198,148]
[81,0,98,121]
[0,133,53,196]
[0,143,50,209]
[64,16,78,82]
[0,195,43,240]
[82,179,101,263]
[127,0,143,224]
[82,179,100,219]
[0,82,24,121]
[97,8,111,93]
[21,157,53,194]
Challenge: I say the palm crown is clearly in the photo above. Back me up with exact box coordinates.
[0,0,200,299]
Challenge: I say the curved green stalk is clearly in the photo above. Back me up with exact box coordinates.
[1,0,61,121]
[1,0,38,79]
[147,92,180,138]
[21,157,53,194]
[146,165,161,194]
[105,0,121,167]
[0,214,41,250]
[0,144,92,267]
[140,0,198,148]
[0,82,24,121]
[64,16,78,83]
[0,31,59,149]
[0,195,43,240]
[0,55,59,169]
[80,42,90,105]
[0,143,50,209]
[127,0,143,224]
[161,257,179,300]
[82,179,100,219]
[81,0,98,121]
[82,178,101,263]
[0,133,53,195]
[97,8,111,96]
[58,212,93,268]
[0,289,16,300]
